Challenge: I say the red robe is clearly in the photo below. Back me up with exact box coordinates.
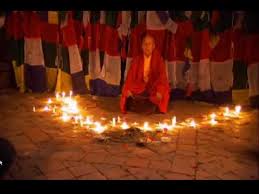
[120,50,170,113]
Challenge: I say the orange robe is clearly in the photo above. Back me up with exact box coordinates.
[120,50,170,113]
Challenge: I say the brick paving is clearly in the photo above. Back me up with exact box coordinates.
[0,89,258,180]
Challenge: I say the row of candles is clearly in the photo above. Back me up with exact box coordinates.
[33,91,242,134]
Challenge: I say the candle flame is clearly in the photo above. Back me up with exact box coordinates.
[56,93,60,100]
[85,116,93,125]
[142,122,151,131]
[53,106,56,113]
[33,106,36,112]
[112,118,116,127]
[210,113,216,120]
[69,90,73,98]
[117,116,121,123]
[47,98,52,104]
[61,113,70,122]
[43,106,50,112]
[235,105,241,115]
[223,107,230,117]
[210,119,218,126]
[172,116,176,127]
[190,120,196,128]
[121,122,129,130]
[158,122,172,130]
[93,122,106,134]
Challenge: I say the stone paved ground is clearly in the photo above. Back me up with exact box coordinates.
[0,89,258,180]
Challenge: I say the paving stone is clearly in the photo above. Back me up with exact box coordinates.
[160,172,194,180]
[127,167,164,180]
[148,160,172,171]
[82,152,109,163]
[103,155,127,165]
[46,169,75,180]
[50,151,85,161]
[98,167,130,180]
[77,171,107,180]
[24,129,50,143]
[93,163,119,172]
[171,155,196,176]
[68,163,97,177]
[125,157,150,168]
[36,159,66,174]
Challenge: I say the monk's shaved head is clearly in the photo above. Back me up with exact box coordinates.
[141,32,156,57]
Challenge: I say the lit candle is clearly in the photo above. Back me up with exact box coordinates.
[33,106,36,112]
[47,98,52,104]
[69,90,73,98]
[117,116,121,123]
[112,118,116,127]
[43,106,50,112]
[121,122,129,130]
[74,116,79,124]
[53,106,56,114]
[80,119,84,127]
[132,122,139,126]
[210,113,216,120]
[224,107,230,117]
[190,120,196,128]
[142,122,151,131]
[61,113,70,122]
[235,105,241,115]
[209,113,217,126]
[93,122,106,134]
[172,116,176,127]
[85,116,93,125]
[210,119,217,126]
[56,92,60,100]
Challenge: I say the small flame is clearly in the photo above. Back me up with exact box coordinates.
[43,106,50,112]
[172,116,176,127]
[142,122,151,131]
[56,93,60,100]
[47,98,52,104]
[112,118,116,127]
[235,105,241,115]
[121,122,129,130]
[210,113,216,120]
[117,116,121,123]
[52,106,56,113]
[210,119,218,126]
[223,107,230,117]
[158,122,172,130]
[69,90,73,98]
[33,106,36,112]
[132,122,139,126]
[190,120,196,128]
[93,122,106,134]
[61,113,70,122]
[85,116,93,125]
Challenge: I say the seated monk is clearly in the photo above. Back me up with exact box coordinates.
[120,33,170,114]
